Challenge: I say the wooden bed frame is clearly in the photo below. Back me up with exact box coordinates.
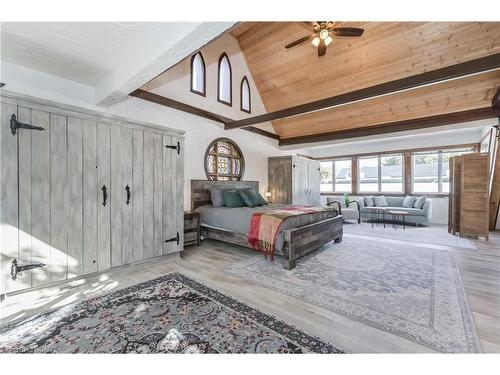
[191,180,343,270]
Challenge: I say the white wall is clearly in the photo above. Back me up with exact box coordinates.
[1,61,305,210]
[143,32,276,134]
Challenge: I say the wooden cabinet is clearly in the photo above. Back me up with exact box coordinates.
[448,153,489,240]
[0,94,185,294]
[268,156,320,206]
[184,212,201,247]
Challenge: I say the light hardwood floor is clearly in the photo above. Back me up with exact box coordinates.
[1,228,499,353]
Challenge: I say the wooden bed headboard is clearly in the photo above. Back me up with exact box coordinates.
[190,180,259,210]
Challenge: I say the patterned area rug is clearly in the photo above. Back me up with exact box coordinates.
[226,237,481,353]
[0,273,342,354]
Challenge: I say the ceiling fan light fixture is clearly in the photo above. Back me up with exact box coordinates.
[319,29,329,40]
[311,36,320,47]
[324,36,333,46]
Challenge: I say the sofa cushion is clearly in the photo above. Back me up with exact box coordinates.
[413,196,426,209]
[373,196,388,207]
[364,196,375,207]
[402,196,416,208]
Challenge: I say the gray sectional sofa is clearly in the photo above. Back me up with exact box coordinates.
[326,196,432,226]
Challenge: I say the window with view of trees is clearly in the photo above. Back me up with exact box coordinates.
[412,148,473,193]
[320,159,352,193]
[359,154,403,193]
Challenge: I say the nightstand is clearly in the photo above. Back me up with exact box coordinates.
[184,211,200,247]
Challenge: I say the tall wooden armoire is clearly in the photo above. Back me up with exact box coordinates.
[268,156,321,206]
[448,153,489,240]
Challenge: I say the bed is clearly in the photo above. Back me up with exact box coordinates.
[191,180,343,269]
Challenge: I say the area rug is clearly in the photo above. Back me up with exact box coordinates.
[0,273,342,354]
[226,237,481,353]
[342,223,476,250]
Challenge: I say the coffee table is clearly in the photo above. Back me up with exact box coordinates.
[387,210,409,229]
[366,207,387,228]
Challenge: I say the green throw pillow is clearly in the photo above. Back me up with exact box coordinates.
[222,190,245,208]
[239,189,268,207]
[238,190,260,207]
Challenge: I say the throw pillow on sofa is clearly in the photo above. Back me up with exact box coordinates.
[413,196,426,209]
[402,196,416,208]
[373,196,388,207]
[364,196,375,207]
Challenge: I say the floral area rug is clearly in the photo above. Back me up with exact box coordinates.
[226,237,481,353]
[0,273,342,354]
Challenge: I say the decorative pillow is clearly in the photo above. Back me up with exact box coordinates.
[222,190,245,208]
[413,196,426,209]
[210,188,224,207]
[252,191,269,206]
[373,196,388,207]
[238,190,260,207]
[402,196,416,208]
[364,196,375,207]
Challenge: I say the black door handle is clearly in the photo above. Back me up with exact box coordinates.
[125,185,131,205]
[101,185,107,207]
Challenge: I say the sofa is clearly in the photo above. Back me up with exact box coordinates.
[325,196,432,226]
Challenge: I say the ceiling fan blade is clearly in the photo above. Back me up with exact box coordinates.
[285,35,311,49]
[332,27,364,37]
[317,38,327,57]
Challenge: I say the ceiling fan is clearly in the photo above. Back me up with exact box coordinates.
[285,21,364,57]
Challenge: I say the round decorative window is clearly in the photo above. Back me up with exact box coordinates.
[204,138,245,181]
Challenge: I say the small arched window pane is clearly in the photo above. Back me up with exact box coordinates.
[191,52,205,95]
[241,77,251,113]
[218,54,232,105]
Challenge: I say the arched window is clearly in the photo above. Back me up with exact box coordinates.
[240,76,251,113]
[217,53,232,106]
[204,138,244,181]
[190,52,206,96]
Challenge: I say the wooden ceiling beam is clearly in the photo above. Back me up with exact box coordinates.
[225,53,500,130]
[279,107,500,146]
[130,89,279,140]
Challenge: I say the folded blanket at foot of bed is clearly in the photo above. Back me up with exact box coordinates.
[248,206,332,260]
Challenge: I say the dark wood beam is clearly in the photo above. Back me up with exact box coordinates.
[130,89,279,140]
[493,87,500,109]
[225,53,500,129]
[279,107,500,146]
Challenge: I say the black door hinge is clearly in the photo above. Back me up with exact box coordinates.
[165,141,180,155]
[165,232,180,245]
[10,259,46,281]
[10,114,45,136]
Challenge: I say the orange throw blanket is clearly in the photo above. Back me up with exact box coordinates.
[248,206,327,260]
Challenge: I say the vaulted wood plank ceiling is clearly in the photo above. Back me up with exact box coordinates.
[232,22,500,140]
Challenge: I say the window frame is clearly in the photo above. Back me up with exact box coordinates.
[411,147,474,194]
[320,158,352,194]
[358,153,404,194]
[217,53,232,106]
[190,52,206,97]
[240,76,251,113]
[204,138,245,181]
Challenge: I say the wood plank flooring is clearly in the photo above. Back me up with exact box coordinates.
[1,228,499,353]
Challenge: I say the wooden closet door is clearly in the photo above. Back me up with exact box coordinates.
[120,127,134,265]
[308,160,321,206]
[162,134,184,254]
[132,129,144,262]
[0,102,20,293]
[97,122,111,271]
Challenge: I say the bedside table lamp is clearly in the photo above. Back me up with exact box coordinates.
[265,191,272,203]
